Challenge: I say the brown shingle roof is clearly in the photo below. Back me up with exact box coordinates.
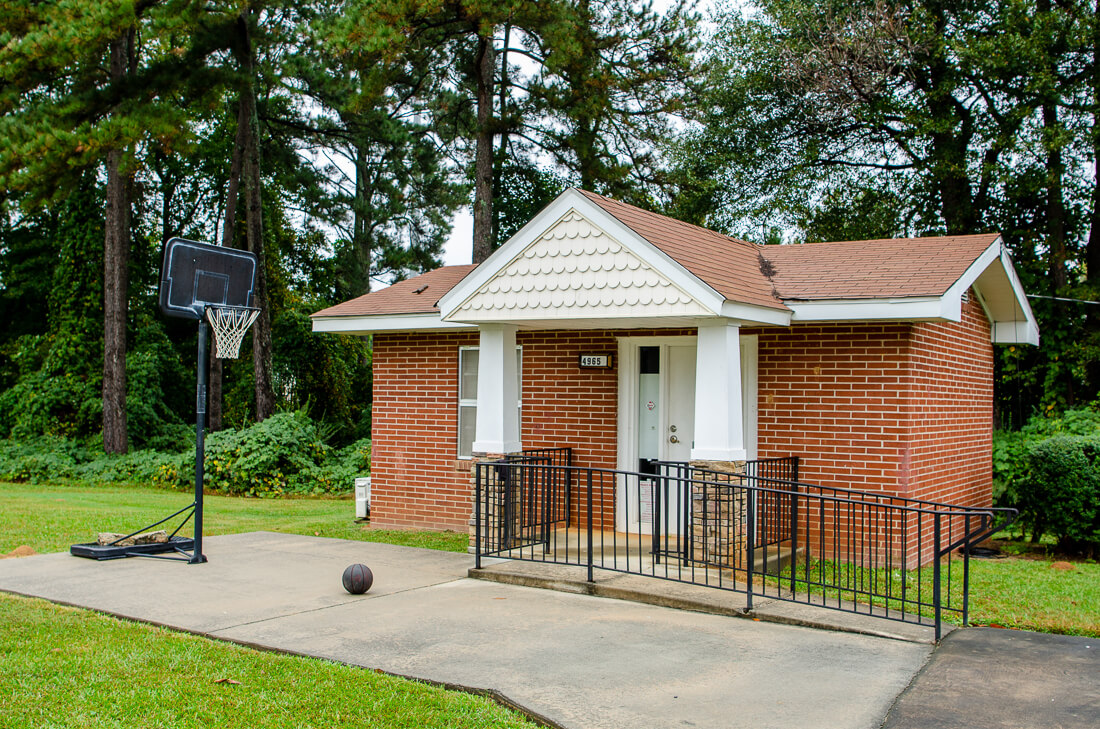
[311,191,1003,320]
[763,234,999,300]
[578,190,788,311]
[311,264,477,318]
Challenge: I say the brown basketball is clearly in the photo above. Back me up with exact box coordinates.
[341,563,373,594]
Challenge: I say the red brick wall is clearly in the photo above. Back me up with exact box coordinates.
[371,331,476,531]
[371,312,992,538]
[906,295,994,508]
[371,329,692,531]
[751,323,912,493]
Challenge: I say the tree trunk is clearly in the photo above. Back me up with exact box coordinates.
[1086,0,1100,400]
[352,143,372,295]
[1040,0,1068,291]
[238,14,275,421]
[209,95,250,432]
[491,23,511,248]
[471,32,495,264]
[102,30,135,455]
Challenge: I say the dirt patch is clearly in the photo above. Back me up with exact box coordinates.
[1050,561,1076,571]
[0,545,37,559]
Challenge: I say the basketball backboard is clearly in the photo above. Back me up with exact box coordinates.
[159,238,258,320]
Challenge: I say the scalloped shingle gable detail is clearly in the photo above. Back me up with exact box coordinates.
[451,210,710,320]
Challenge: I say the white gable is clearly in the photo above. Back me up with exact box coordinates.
[446,211,711,322]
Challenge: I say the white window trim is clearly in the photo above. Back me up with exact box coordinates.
[457,345,522,459]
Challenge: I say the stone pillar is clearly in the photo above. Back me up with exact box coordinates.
[689,459,747,571]
[468,451,523,554]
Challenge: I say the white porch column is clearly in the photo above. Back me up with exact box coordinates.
[691,320,746,461]
[472,323,521,454]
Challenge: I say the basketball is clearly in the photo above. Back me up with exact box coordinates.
[341,563,373,594]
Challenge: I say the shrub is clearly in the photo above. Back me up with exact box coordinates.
[197,411,335,496]
[993,405,1100,511]
[0,412,367,497]
[291,438,371,495]
[1020,436,1100,556]
[75,449,185,489]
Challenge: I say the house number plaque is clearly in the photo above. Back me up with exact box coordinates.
[578,353,613,368]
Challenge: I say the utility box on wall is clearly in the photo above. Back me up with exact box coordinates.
[354,477,371,519]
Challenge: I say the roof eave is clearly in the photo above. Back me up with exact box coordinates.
[311,312,477,334]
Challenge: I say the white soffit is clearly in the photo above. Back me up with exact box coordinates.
[441,201,716,322]
[311,312,474,334]
[973,245,1040,345]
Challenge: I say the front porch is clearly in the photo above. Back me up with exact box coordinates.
[471,449,1015,640]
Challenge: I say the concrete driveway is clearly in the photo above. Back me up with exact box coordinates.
[0,531,928,729]
[1,531,1094,729]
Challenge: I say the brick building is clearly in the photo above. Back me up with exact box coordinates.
[312,189,1037,537]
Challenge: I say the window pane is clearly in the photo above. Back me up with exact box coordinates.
[458,405,477,457]
[460,349,479,400]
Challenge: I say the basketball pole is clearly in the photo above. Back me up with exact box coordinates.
[190,317,208,564]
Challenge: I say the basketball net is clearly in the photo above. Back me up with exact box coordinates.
[206,306,261,359]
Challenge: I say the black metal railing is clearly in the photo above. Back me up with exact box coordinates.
[491,448,572,551]
[473,457,1015,640]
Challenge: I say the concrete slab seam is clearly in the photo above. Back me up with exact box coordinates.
[874,635,941,728]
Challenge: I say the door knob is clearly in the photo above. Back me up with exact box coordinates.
[669,435,680,444]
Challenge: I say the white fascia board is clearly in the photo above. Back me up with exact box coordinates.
[311,312,475,334]
[958,240,1039,345]
[787,297,946,322]
[437,188,726,320]
[990,246,1040,345]
[939,238,1005,321]
[719,301,791,326]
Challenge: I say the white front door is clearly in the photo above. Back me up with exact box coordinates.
[617,336,757,535]
[622,341,695,535]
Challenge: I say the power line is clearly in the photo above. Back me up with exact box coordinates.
[1026,294,1100,306]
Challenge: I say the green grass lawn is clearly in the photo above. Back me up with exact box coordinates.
[967,556,1100,636]
[0,592,536,729]
[0,481,468,555]
[0,481,530,728]
[766,552,1100,637]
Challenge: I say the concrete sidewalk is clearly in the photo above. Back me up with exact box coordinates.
[1,532,1095,729]
[0,531,928,729]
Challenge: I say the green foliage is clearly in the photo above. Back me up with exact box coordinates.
[993,407,1100,503]
[0,409,368,496]
[994,406,1100,555]
[0,437,84,482]
[271,299,372,443]
[1020,436,1100,556]
[124,315,192,452]
[189,412,366,496]
[493,161,566,247]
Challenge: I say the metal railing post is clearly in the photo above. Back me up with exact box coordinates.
[933,512,942,641]
[790,487,799,595]
[746,480,755,611]
[475,463,482,570]
[963,513,972,626]
[586,469,594,583]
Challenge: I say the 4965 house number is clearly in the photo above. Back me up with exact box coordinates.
[578,354,612,368]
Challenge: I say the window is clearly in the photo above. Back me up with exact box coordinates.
[458,346,522,458]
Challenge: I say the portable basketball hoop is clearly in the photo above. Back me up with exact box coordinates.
[72,238,259,565]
